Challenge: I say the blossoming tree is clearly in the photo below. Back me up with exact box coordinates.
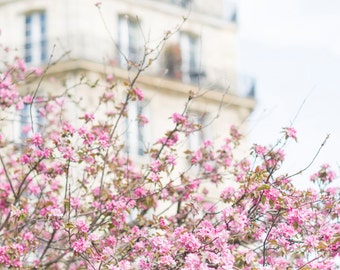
[0,31,339,270]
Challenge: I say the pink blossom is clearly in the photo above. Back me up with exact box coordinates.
[59,146,75,160]
[0,246,10,265]
[138,114,149,126]
[70,197,81,209]
[133,88,144,101]
[49,208,63,217]
[203,139,212,147]
[12,243,26,255]
[184,253,201,269]
[19,154,32,164]
[149,172,160,182]
[159,217,167,228]
[157,132,179,146]
[104,92,114,100]
[138,259,151,269]
[23,95,33,104]
[22,124,32,135]
[93,187,101,197]
[28,184,41,196]
[16,58,26,73]
[76,220,89,233]
[220,186,235,200]
[98,132,110,148]
[102,246,113,256]
[203,162,213,173]
[172,113,186,125]
[230,125,242,141]
[134,187,147,198]
[160,255,175,266]
[23,232,35,242]
[62,123,75,133]
[30,67,43,76]
[166,154,176,165]
[106,74,114,82]
[254,144,267,155]
[31,133,43,146]
[245,250,256,264]
[55,97,65,107]
[191,149,202,164]
[150,160,162,173]
[88,233,99,242]
[304,235,318,249]
[84,113,94,121]
[178,232,200,252]
[71,238,90,253]
[283,127,297,141]
[50,180,60,191]
[15,100,24,110]
[310,164,336,183]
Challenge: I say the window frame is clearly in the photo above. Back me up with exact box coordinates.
[24,10,47,65]
[117,15,144,68]
[187,111,209,151]
[125,100,150,157]
[13,103,42,144]
[180,32,203,84]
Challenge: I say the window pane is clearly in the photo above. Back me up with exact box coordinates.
[180,33,202,84]
[188,112,207,151]
[118,15,143,67]
[25,11,47,65]
[125,101,149,157]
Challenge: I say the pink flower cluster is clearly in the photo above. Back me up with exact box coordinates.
[0,54,339,270]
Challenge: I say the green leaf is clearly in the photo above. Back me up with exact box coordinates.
[64,222,74,229]
[257,184,270,191]
[317,241,328,250]
[293,221,299,230]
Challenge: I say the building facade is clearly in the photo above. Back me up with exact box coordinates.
[0,0,255,157]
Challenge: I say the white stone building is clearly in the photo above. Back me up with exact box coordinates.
[0,0,255,157]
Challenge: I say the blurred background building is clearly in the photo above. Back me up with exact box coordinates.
[0,0,255,156]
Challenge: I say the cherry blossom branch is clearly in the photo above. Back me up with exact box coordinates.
[262,209,281,266]
[288,134,329,179]
[0,154,17,200]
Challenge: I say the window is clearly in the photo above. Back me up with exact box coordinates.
[171,0,192,8]
[222,0,237,22]
[13,103,42,144]
[25,11,47,65]
[164,44,182,79]
[125,101,150,157]
[118,15,143,68]
[180,33,203,84]
[188,111,208,151]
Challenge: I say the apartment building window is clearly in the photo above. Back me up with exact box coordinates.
[164,44,182,79]
[188,112,207,151]
[125,101,150,156]
[118,15,143,68]
[13,103,41,143]
[180,33,203,84]
[25,11,47,65]
[222,0,237,22]
[171,0,192,8]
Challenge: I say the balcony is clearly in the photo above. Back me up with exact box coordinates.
[13,34,254,99]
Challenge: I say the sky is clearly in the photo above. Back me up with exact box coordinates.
[237,0,340,186]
